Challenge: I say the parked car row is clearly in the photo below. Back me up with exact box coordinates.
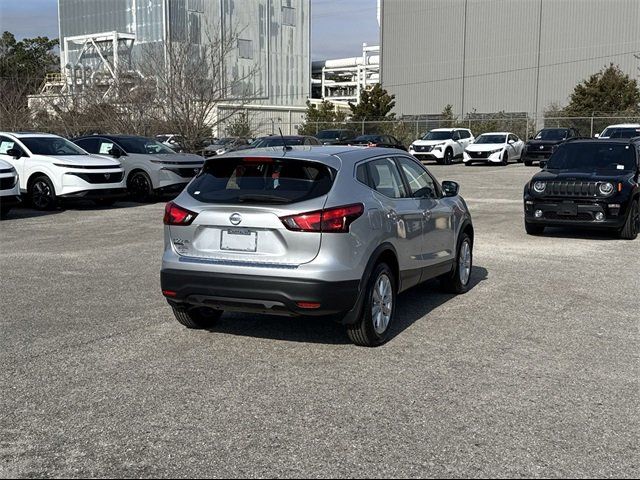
[0,132,204,215]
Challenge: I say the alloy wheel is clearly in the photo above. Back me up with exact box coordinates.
[371,273,393,335]
[458,240,472,285]
[32,180,53,209]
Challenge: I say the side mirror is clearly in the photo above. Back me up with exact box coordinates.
[594,133,600,138]
[539,160,547,169]
[508,139,515,144]
[442,180,459,197]
[108,147,122,158]
[6,148,22,159]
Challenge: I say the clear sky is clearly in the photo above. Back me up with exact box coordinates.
[0,0,379,60]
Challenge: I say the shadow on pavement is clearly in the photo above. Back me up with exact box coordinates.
[205,265,489,346]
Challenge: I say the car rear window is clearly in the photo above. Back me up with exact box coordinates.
[187,157,335,204]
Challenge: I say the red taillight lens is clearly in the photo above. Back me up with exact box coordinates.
[280,203,364,233]
[163,202,198,226]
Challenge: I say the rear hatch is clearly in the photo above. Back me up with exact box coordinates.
[169,155,336,266]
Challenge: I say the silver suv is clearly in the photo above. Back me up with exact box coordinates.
[161,146,474,346]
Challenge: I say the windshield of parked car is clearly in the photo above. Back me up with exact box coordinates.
[115,137,176,154]
[547,142,636,172]
[535,129,569,141]
[421,131,453,141]
[20,137,87,156]
[475,134,507,144]
[251,137,306,148]
[316,130,347,140]
[156,135,170,142]
[600,127,640,139]
[188,157,335,204]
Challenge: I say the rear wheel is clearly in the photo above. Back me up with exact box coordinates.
[525,221,545,235]
[29,175,57,211]
[440,233,473,294]
[172,305,222,329]
[128,171,155,202]
[619,199,639,240]
[346,262,396,347]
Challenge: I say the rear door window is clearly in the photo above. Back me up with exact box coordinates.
[187,157,335,204]
[366,157,407,198]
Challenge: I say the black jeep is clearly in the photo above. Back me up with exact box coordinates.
[522,128,580,166]
[523,138,640,239]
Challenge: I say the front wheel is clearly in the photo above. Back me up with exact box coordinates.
[619,199,639,240]
[172,305,222,329]
[444,149,453,165]
[502,152,509,166]
[347,262,396,347]
[128,171,155,202]
[524,160,533,167]
[464,161,473,167]
[29,175,58,211]
[440,233,473,294]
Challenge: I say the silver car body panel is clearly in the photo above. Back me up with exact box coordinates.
[162,146,472,292]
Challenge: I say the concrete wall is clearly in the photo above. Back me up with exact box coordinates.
[381,0,640,117]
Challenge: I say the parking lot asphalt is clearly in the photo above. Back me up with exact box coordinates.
[1,162,638,478]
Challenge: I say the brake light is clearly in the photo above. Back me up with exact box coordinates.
[163,202,198,225]
[280,203,364,233]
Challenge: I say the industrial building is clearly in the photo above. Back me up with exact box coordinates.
[311,44,380,107]
[380,0,640,118]
[43,0,311,134]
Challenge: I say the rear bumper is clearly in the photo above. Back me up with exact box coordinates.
[161,268,360,317]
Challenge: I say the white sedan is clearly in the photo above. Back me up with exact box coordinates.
[463,132,524,166]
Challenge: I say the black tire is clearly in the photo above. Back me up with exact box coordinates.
[444,148,453,165]
[172,305,222,329]
[128,171,155,202]
[29,175,58,211]
[464,161,473,167]
[524,160,533,167]
[618,199,639,240]
[502,151,509,166]
[346,262,396,347]
[440,232,473,294]
[93,198,117,207]
[0,205,11,219]
[525,221,545,235]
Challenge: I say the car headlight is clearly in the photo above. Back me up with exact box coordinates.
[216,148,226,155]
[533,181,546,193]
[489,148,503,155]
[598,182,614,196]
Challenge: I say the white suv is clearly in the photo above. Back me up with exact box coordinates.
[0,158,21,218]
[597,124,640,139]
[409,128,474,165]
[0,132,126,210]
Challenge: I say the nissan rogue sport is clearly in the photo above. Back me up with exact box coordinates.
[161,146,474,346]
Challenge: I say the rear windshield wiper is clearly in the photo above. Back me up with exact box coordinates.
[237,194,291,203]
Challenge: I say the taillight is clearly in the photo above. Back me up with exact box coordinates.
[280,203,364,233]
[163,202,198,225]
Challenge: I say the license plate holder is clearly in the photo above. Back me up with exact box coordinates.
[558,203,578,216]
[220,228,257,252]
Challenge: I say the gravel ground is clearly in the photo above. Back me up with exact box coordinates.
[1,162,638,478]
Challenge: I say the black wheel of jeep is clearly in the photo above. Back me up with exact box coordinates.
[619,199,639,240]
[128,171,155,202]
[346,262,396,347]
[525,221,545,235]
[440,232,473,294]
[172,305,222,329]
[444,149,453,165]
[29,175,57,211]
